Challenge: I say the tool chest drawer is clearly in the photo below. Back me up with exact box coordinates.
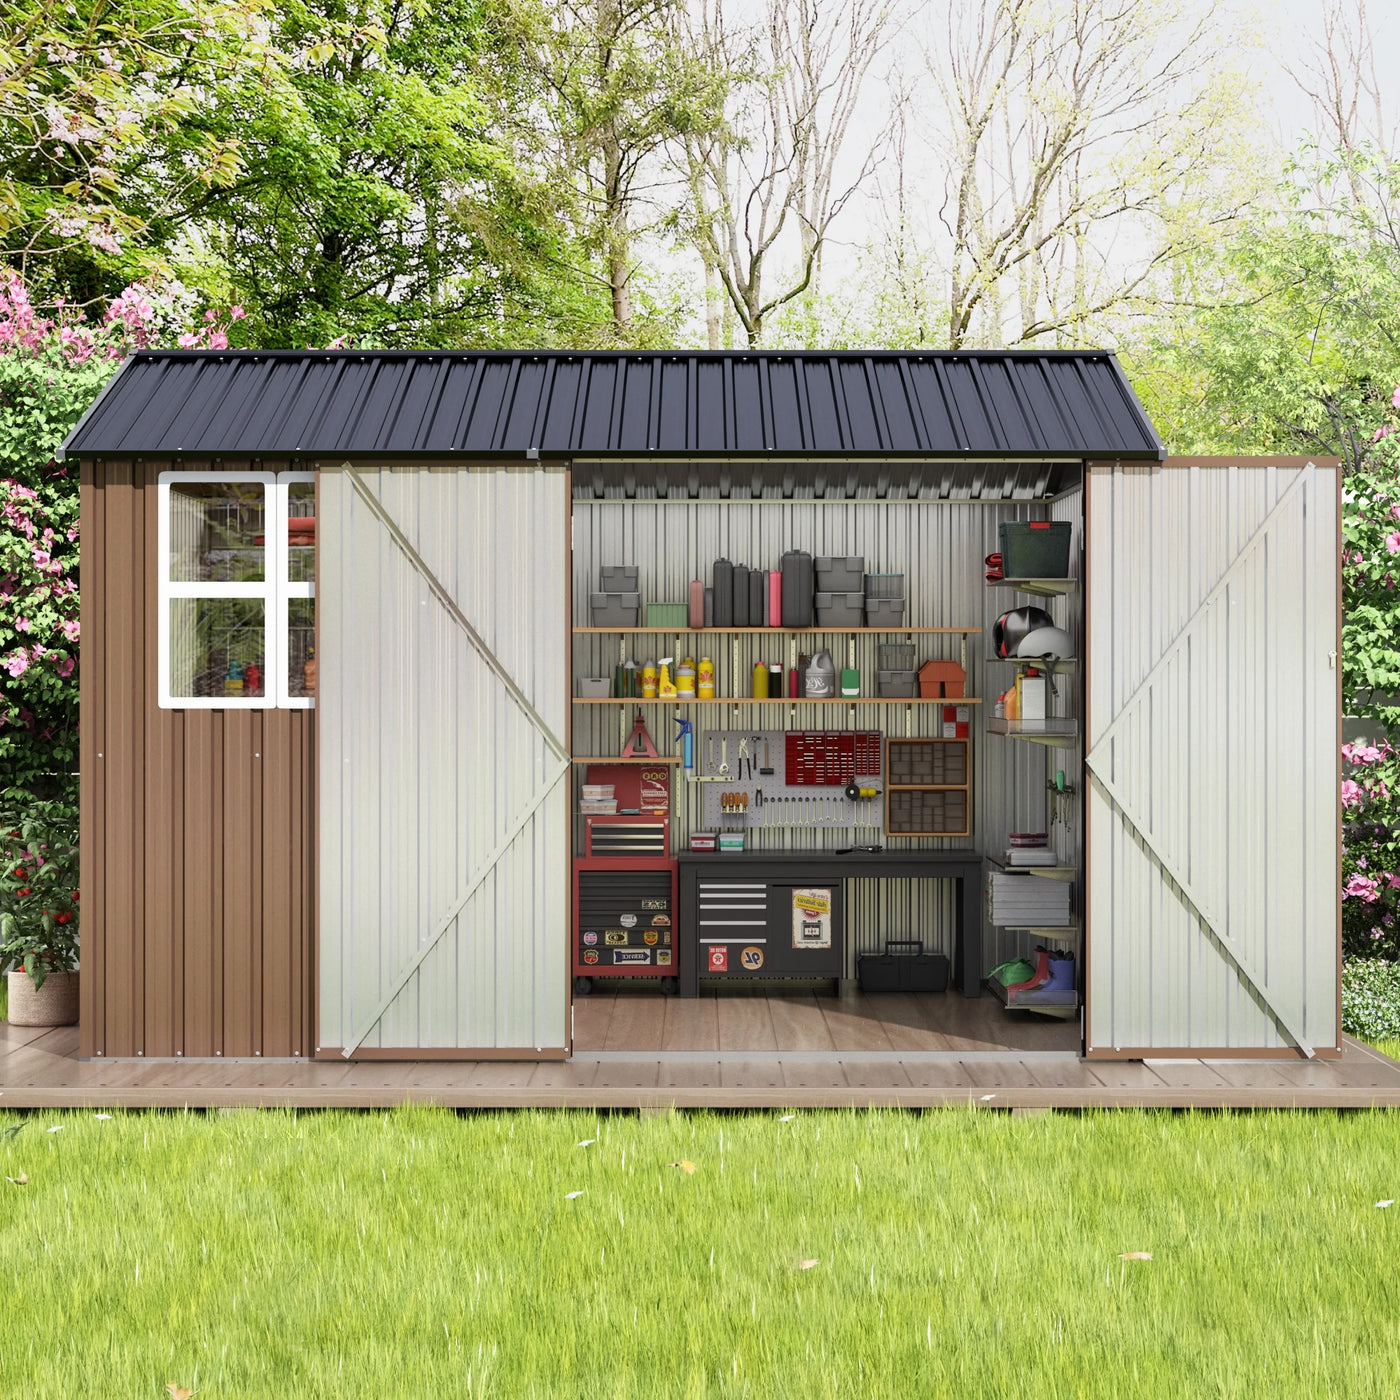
[573,859,677,977]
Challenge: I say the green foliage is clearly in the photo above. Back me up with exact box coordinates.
[1342,959,1400,1042]
[0,788,78,986]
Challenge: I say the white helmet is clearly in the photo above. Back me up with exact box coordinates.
[1017,626,1075,660]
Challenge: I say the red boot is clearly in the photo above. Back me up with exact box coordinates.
[1007,947,1051,994]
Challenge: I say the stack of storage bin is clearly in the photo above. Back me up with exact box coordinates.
[877,642,917,697]
[814,556,864,626]
[591,564,641,626]
[864,571,905,625]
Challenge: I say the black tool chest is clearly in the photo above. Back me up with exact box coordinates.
[572,855,678,986]
[693,878,844,982]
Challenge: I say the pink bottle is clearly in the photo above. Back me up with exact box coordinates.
[768,570,782,626]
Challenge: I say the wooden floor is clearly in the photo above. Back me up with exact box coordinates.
[5,991,1400,1108]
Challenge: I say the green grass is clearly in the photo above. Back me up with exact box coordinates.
[1,1110,1399,1397]
[0,972,7,1021]
[1371,1038,1400,1061]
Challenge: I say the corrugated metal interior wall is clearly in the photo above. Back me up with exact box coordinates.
[1085,461,1339,1052]
[318,464,569,1053]
[79,458,315,1060]
[572,470,1084,977]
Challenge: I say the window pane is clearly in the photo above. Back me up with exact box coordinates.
[287,596,316,699]
[287,481,316,584]
[169,598,267,699]
[168,481,266,583]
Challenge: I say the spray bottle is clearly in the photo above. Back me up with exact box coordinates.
[675,716,694,782]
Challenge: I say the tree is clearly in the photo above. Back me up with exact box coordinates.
[923,0,1259,349]
[0,0,274,302]
[675,0,894,348]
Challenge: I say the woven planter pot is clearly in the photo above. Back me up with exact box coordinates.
[6,969,79,1027]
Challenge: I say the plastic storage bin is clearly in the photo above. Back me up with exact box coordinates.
[864,572,905,599]
[645,602,689,628]
[590,592,642,626]
[878,642,916,671]
[877,669,917,697]
[600,565,639,591]
[998,521,1071,578]
[864,597,906,625]
[577,677,612,697]
[815,556,865,592]
[814,592,866,627]
[780,550,814,627]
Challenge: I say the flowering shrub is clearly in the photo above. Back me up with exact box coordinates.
[0,270,243,798]
[0,790,79,987]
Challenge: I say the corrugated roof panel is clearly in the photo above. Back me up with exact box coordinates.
[61,348,1165,459]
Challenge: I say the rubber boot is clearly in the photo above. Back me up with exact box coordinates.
[1042,954,1075,992]
[1007,947,1051,994]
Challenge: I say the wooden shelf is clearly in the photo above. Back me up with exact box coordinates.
[570,756,681,765]
[573,696,983,705]
[573,626,982,635]
[888,783,968,792]
[990,920,1081,935]
[988,578,1078,598]
[986,858,1077,882]
[987,716,1077,745]
[987,655,1078,673]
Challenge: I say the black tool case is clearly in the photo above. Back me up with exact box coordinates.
[857,939,949,993]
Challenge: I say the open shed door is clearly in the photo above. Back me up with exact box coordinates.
[1085,458,1340,1058]
[318,464,569,1057]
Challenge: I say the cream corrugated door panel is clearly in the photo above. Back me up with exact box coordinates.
[319,463,570,1056]
[1085,460,1339,1057]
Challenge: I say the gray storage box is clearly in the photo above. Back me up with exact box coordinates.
[864,596,906,625]
[599,565,639,591]
[814,591,866,627]
[815,556,865,592]
[577,677,612,697]
[864,572,905,599]
[590,591,642,626]
[877,669,917,697]
[998,521,1071,578]
[878,642,916,671]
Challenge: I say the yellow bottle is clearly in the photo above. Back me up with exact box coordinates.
[642,660,658,699]
[752,662,769,698]
[658,657,678,699]
[698,657,715,699]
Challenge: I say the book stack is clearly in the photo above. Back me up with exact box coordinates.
[986,871,1072,927]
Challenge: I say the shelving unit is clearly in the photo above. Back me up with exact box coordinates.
[573,626,982,635]
[987,655,1078,673]
[989,578,1078,598]
[574,696,984,705]
[986,856,1077,882]
[986,716,1078,745]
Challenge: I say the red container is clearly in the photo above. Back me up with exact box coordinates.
[768,570,782,626]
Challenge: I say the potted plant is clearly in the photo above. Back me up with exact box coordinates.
[1,792,79,1027]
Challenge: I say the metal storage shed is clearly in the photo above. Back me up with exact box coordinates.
[61,349,1340,1070]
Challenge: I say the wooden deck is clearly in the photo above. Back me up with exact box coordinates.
[5,990,1400,1108]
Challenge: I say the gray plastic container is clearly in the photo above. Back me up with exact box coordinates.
[878,642,916,671]
[814,591,865,627]
[577,677,612,697]
[815,556,865,592]
[877,669,917,697]
[600,565,639,591]
[864,596,906,626]
[864,572,905,599]
[590,592,642,626]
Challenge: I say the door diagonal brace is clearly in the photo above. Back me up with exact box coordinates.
[342,758,571,1057]
[343,462,568,762]
[1085,755,1314,1058]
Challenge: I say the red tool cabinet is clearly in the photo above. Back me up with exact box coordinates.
[572,856,679,985]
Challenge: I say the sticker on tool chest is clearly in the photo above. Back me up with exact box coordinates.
[656,950,672,966]
[583,950,598,964]
[613,949,651,964]
[641,899,668,911]
[582,931,598,946]
[650,913,671,926]
[619,914,637,927]
[740,946,765,971]
[792,888,832,949]
[644,930,658,945]
[708,945,728,972]
[604,930,629,946]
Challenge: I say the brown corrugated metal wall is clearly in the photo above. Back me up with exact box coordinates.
[79,458,314,1060]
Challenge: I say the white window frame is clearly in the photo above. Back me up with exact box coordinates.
[275,471,316,709]
[158,471,277,709]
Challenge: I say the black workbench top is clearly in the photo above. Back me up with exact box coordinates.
[678,849,981,868]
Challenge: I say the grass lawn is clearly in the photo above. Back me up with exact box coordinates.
[1,1109,1399,1397]
[0,972,7,1021]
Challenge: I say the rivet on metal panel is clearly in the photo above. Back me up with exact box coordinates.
[255,1050,262,1056]
[254,752,260,758]
[216,1050,222,1056]
[177,1050,183,1057]
[97,752,103,759]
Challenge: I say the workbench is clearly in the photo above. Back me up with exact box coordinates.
[677,850,983,998]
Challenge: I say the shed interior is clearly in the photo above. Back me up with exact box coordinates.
[567,458,1085,1050]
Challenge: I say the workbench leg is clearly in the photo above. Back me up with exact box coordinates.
[679,863,699,998]
[960,871,982,997]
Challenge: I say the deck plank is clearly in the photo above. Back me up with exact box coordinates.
[716,996,778,1051]
[819,992,898,1052]
[570,992,615,1050]
[767,995,836,1051]
[600,995,667,1053]
[721,1058,785,1089]
[661,996,720,1051]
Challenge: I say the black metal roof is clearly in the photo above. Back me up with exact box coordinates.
[60,349,1164,460]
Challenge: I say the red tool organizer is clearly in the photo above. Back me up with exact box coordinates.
[783,730,882,786]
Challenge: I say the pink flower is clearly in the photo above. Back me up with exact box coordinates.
[1374,425,1391,442]
[1391,385,1400,410]
[61,619,79,643]
[4,650,28,679]
[13,616,28,632]
[1344,873,1381,902]
[54,656,74,678]
[1384,532,1400,555]
[1342,779,1364,807]
[230,306,246,320]
[1388,874,1400,890]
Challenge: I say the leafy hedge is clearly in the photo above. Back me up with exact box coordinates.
[1341,958,1400,1042]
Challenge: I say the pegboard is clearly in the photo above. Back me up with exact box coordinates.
[698,728,884,833]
